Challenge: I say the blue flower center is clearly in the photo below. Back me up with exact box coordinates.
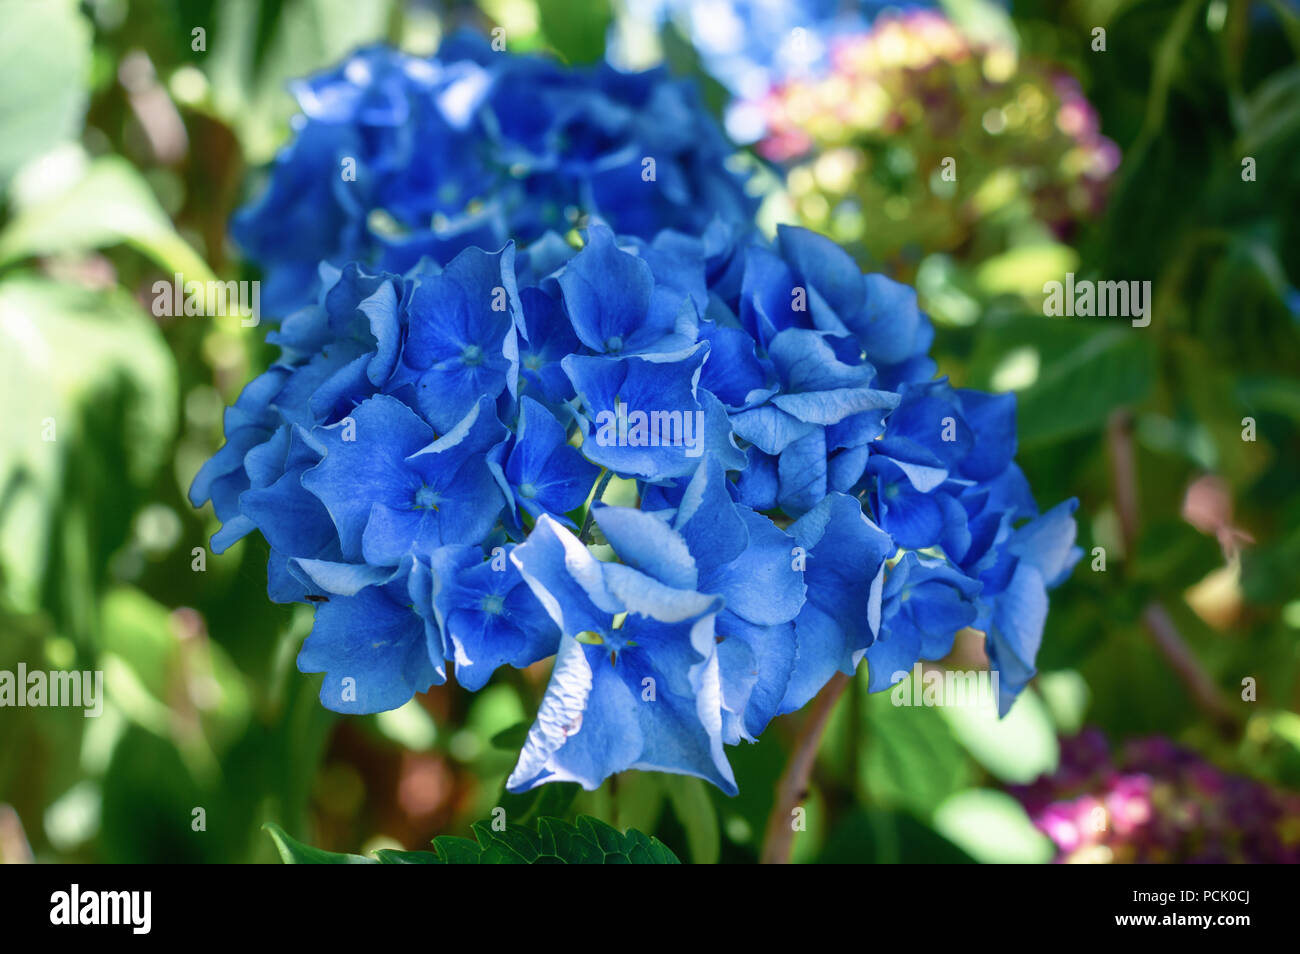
[604,335,624,353]
[413,485,442,510]
[519,482,539,499]
[461,344,484,367]
[480,594,505,616]
[523,352,544,371]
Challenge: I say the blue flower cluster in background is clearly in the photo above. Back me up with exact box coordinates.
[232,34,756,317]
[196,38,1079,796]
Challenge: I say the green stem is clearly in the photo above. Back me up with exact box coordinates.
[579,469,613,544]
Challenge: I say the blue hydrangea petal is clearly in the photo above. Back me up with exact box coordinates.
[507,635,643,792]
[510,514,620,633]
[672,455,749,567]
[1006,498,1083,588]
[301,394,435,561]
[592,505,698,591]
[557,225,660,355]
[297,562,444,714]
[699,509,805,627]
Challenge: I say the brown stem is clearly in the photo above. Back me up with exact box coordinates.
[1107,410,1241,736]
[1141,601,1240,737]
[1106,409,1140,555]
[760,671,851,864]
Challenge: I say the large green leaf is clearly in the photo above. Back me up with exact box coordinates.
[1017,328,1156,446]
[0,155,215,283]
[940,687,1059,784]
[0,275,177,612]
[536,0,611,65]
[99,586,251,776]
[1239,65,1300,153]
[816,809,976,864]
[860,685,974,816]
[267,815,680,864]
[463,815,678,864]
[494,778,581,828]
[204,0,394,162]
[932,789,1054,864]
[662,775,720,865]
[0,0,90,189]
[265,824,375,864]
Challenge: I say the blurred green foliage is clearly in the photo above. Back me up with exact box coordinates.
[0,0,1297,864]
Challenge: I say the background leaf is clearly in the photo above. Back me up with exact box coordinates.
[0,0,90,189]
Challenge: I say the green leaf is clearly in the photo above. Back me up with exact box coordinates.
[0,155,215,283]
[1017,328,1156,446]
[535,0,611,65]
[263,823,375,864]
[0,276,177,612]
[204,0,395,162]
[434,814,678,864]
[267,814,679,864]
[100,586,250,769]
[1239,65,1300,153]
[426,837,481,865]
[816,809,976,864]
[494,779,581,827]
[662,775,719,864]
[538,816,604,864]
[471,819,543,862]
[489,720,532,751]
[940,687,1059,784]
[1036,671,1091,735]
[372,849,439,864]
[932,789,1054,864]
[0,0,91,189]
[861,686,974,816]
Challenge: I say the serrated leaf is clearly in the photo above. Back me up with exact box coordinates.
[494,779,580,826]
[538,816,603,864]
[269,812,680,865]
[430,836,483,865]
[472,820,543,863]
[373,849,440,864]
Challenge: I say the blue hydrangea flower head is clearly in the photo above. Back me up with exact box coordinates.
[233,38,757,318]
[199,89,1078,794]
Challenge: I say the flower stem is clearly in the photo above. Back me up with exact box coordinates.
[1142,601,1240,736]
[579,469,613,544]
[1108,410,1241,736]
[760,671,851,864]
